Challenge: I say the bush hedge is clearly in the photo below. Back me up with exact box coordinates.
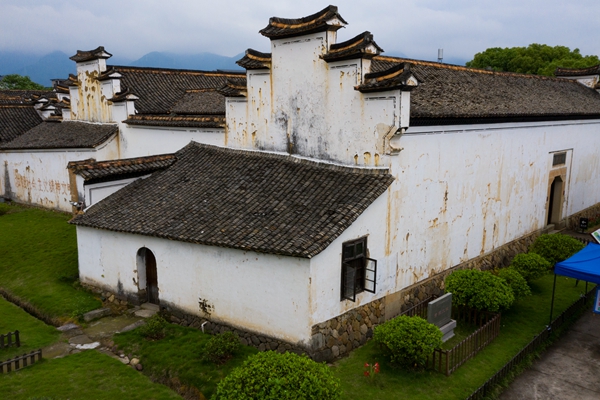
[203,331,240,365]
[212,351,342,400]
[445,269,514,312]
[139,314,168,340]
[373,315,442,368]
[529,233,585,265]
[509,253,551,282]
[496,268,532,299]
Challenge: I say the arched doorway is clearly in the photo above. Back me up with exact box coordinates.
[137,247,159,305]
[547,176,564,226]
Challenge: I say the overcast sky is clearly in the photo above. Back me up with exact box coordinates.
[1,0,599,64]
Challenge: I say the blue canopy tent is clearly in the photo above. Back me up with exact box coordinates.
[549,242,600,325]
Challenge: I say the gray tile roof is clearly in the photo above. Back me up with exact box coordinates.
[171,90,226,115]
[323,31,383,63]
[0,104,43,143]
[68,154,176,182]
[123,115,225,128]
[236,49,272,70]
[109,66,245,115]
[1,121,118,150]
[371,56,600,123]
[71,142,394,258]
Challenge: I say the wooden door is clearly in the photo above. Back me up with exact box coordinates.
[146,250,159,305]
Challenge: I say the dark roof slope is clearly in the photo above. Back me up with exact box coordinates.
[237,49,272,70]
[71,142,394,258]
[555,65,600,77]
[371,56,600,124]
[68,154,176,182]
[0,90,55,104]
[323,31,383,62]
[260,5,347,39]
[171,90,226,115]
[1,121,118,150]
[0,104,43,143]
[109,66,245,114]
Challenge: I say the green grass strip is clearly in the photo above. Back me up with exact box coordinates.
[0,204,101,323]
[0,296,61,360]
[0,350,182,399]
[332,274,590,400]
[114,324,258,399]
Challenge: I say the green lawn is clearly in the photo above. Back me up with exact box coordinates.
[0,296,61,360]
[0,204,101,323]
[332,274,592,400]
[0,350,182,399]
[113,324,259,399]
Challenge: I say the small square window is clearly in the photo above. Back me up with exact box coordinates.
[553,152,566,166]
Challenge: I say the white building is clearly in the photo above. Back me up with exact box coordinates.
[54,6,600,360]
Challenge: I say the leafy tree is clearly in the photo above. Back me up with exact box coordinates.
[466,44,600,76]
[0,74,48,90]
[509,253,551,282]
[529,233,585,265]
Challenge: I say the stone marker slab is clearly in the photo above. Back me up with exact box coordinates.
[83,308,111,322]
[427,293,453,327]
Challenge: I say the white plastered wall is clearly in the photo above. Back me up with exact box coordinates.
[1,135,119,211]
[76,227,313,344]
[119,125,225,158]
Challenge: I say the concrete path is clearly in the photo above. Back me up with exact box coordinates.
[499,311,600,400]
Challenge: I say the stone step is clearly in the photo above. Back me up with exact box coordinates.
[83,308,111,322]
[141,303,159,312]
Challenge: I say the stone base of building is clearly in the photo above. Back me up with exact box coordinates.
[81,216,592,363]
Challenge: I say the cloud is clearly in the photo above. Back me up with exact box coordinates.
[0,0,598,63]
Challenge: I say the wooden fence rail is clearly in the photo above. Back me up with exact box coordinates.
[428,312,501,376]
[0,330,20,349]
[0,349,42,373]
[466,286,595,400]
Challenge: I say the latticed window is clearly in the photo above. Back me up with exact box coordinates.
[553,152,566,166]
[341,237,377,301]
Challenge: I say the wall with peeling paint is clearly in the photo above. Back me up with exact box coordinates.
[69,58,115,123]
[1,135,119,212]
[385,120,600,291]
[77,227,313,344]
[120,125,225,158]
[226,33,408,167]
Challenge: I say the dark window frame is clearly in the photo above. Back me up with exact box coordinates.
[341,237,377,301]
[552,152,566,166]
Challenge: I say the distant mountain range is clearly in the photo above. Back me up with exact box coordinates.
[0,51,245,87]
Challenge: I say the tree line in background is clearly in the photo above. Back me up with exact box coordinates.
[0,74,49,90]
[466,44,600,76]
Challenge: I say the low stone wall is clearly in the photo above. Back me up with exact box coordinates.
[309,228,542,362]
[565,203,600,231]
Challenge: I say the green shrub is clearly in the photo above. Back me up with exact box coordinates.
[509,253,552,282]
[0,203,10,216]
[529,233,585,265]
[445,269,514,312]
[496,268,532,299]
[373,315,442,368]
[212,351,342,400]
[139,313,168,340]
[203,331,240,364]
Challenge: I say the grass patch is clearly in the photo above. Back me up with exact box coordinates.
[0,204,101,324]
[114,323,258,399]
[0,350,181,399]
[332,274,591,400]
[0,296,61,360]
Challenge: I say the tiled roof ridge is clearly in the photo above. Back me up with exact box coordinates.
[126,115,223,122]
[183,142,391,176]
[236,48,272,69]
[0,104,36,108]
[70,46,112,62]
[374,55,584,83]
[555,64,600,77]
[68,153,176,172]
[330,31,383,52]
[110,65,245,77]
[260,5,347,39]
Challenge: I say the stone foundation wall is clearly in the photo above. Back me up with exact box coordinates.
[309,228,542,361]
[565,203,600,230]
